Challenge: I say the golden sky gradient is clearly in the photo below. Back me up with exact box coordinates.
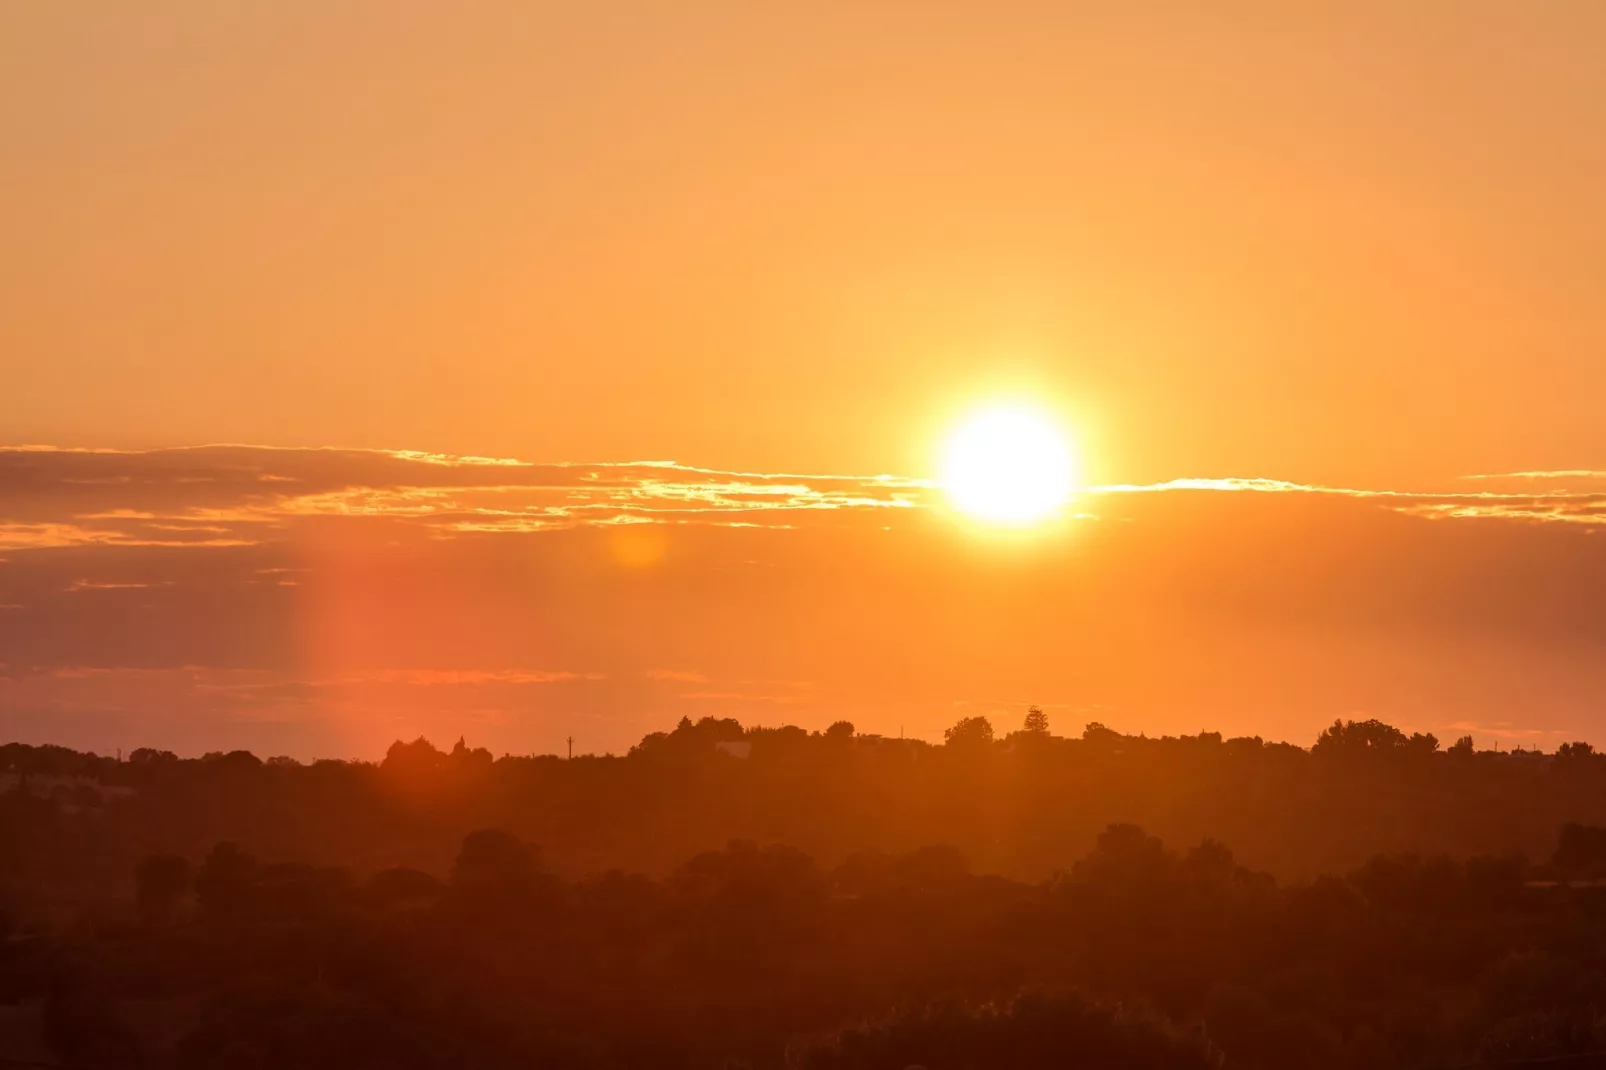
[3,5,1606,757]
[6,2,1606,484]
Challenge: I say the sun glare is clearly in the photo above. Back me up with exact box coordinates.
[940,404,1077,525]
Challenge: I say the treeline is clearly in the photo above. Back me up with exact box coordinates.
[5,712,1606,912]
[9,715,1606,1065]
[12,820,1606,1067]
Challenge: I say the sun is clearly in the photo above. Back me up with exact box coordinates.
[940,404,1077,525]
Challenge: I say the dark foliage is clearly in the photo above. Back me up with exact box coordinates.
[790,988,1220,1069]
[6,717,1606,1067]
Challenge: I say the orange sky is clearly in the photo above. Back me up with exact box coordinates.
[5,2,1606,485]
[2,446,1605,758]
[3,6,1606,758]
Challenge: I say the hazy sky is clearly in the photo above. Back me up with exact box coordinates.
[4,5,1606,758]
[5,2,1605,485]
[3,446,1605,759]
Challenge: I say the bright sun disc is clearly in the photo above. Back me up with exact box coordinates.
[941,405,1076,525]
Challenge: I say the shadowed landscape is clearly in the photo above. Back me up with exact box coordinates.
[10,714,1606,1067]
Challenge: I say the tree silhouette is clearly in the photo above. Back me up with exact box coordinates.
[1083,721,1121,744]
[1023,706,1050,736]
[1407,731,1440,756]
[135,853,190,926]
[194,841,256,918]
[1313,718,1409,756]
[1558,741,1598,764]
[449,828,559,921]
[1552,822,1606,879]
[383,736,446,779]
[366,866,442,909]
[453,828,538,888]
[944,715,994,749]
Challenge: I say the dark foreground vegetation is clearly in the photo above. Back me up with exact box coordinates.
[8,714,1606,1067]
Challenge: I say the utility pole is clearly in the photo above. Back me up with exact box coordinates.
[567,735,574,760]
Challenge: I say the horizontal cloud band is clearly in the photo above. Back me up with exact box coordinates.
[2,445,1603,552]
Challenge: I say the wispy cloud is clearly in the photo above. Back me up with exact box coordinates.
[1442,720,1572,742]
[5,445,1606,557]
[0,446,936,549]
[1099,476,1606,525]
[335,669,599,686]
[1461,470,1606,481]
[66,579,172,592]
[680,690,812,705]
